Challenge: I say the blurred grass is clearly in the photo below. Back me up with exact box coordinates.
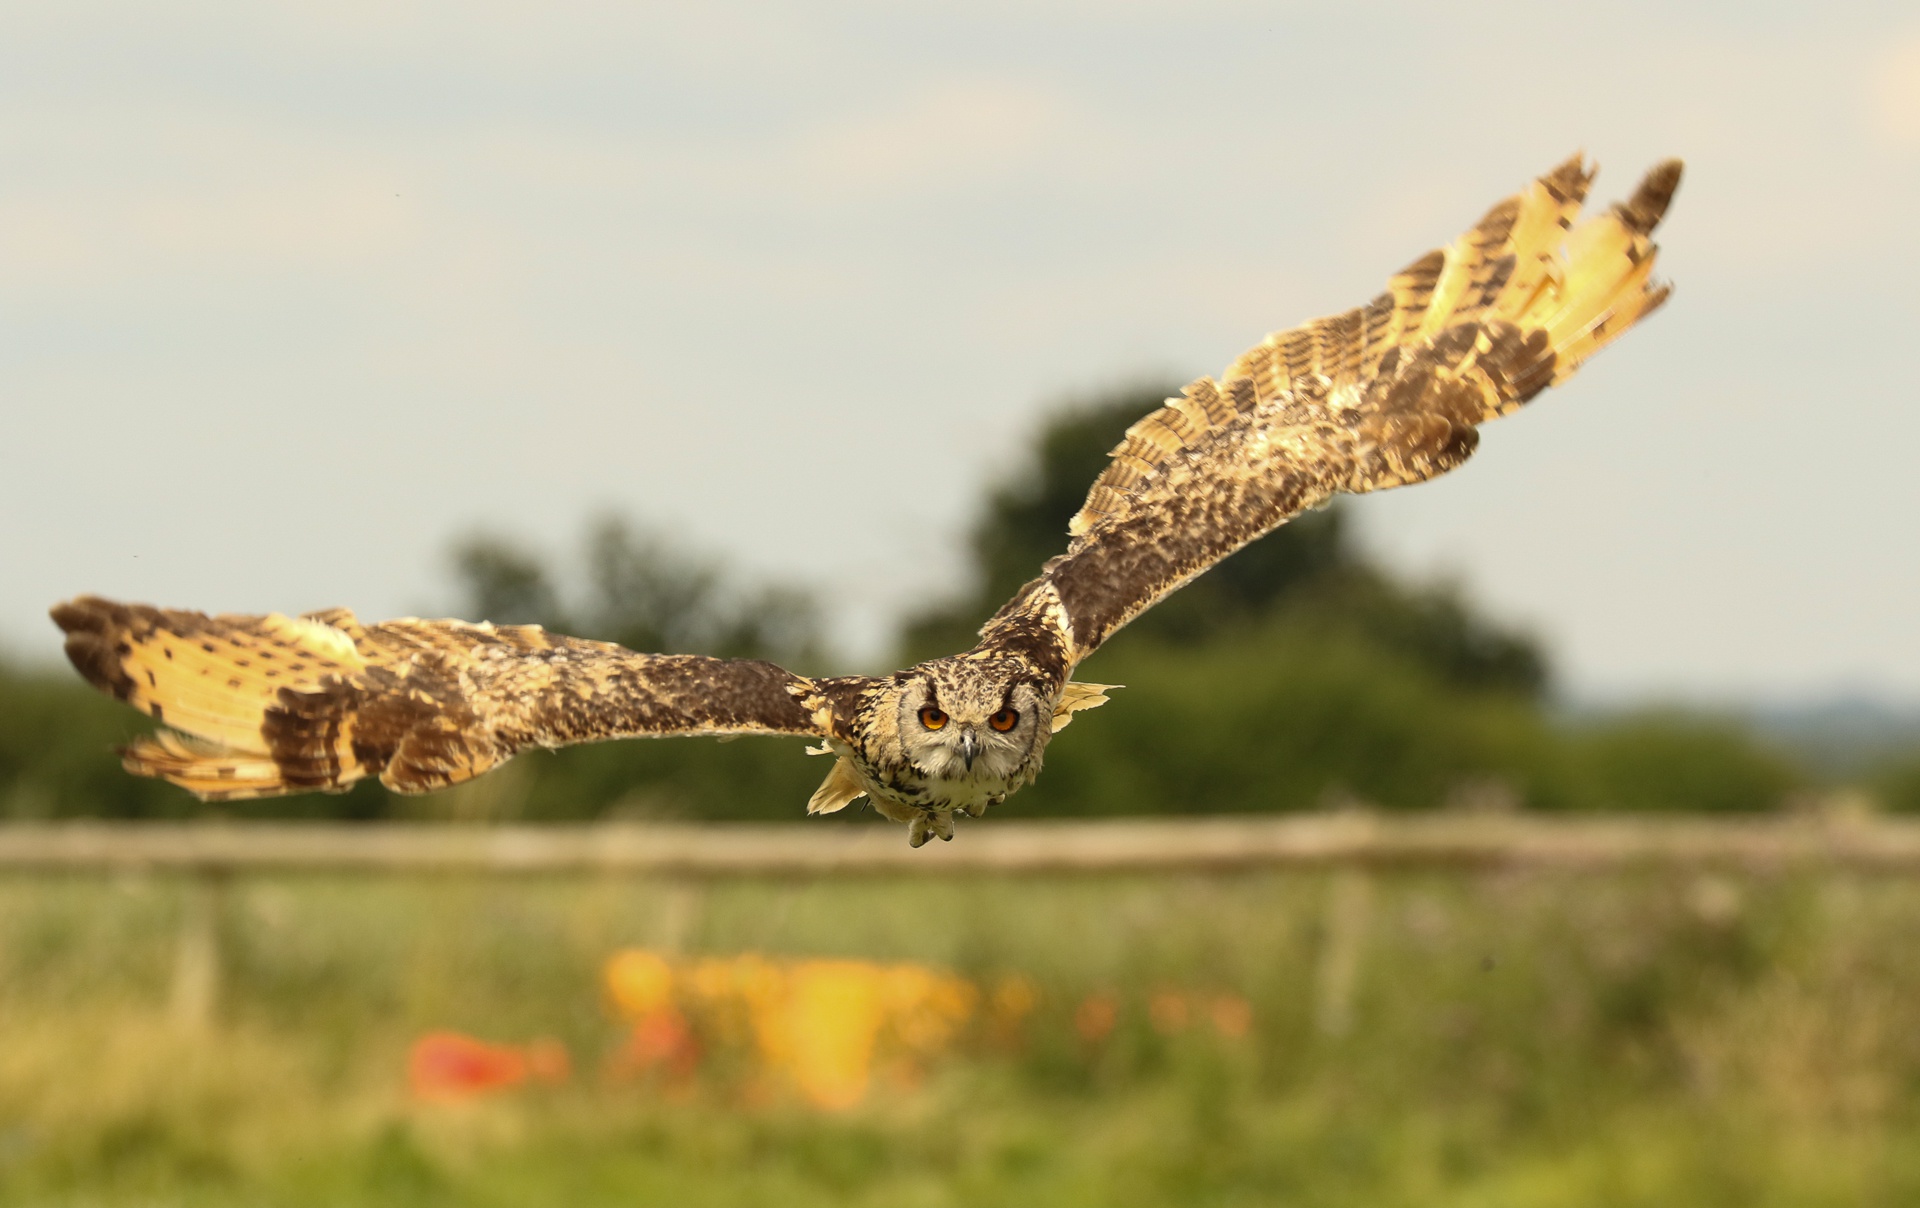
[5,867,1920,1205]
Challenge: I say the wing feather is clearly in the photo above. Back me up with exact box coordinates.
[51,595,851,801]
[984,155,1680,669]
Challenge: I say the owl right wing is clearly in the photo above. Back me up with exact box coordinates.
[52,595,858,801]
[977,154,1680,674]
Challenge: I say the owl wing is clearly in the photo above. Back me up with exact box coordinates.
[978,154,1680,673]
[51,595,854,801]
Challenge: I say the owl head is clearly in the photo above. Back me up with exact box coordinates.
[896,657,1049,781]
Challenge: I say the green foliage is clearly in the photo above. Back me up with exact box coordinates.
[0,518,837,823]
[2,390,1823,820]
[6,869,1920,1205]
[0,653,828,824]
[1872,754,1920,813]
[1024,613,1552,816]
[0,660,190,821]
[0,657,413,823]
[1019,615,1800,818]
[1562,713,1805,814]
[412,444,1804,820]
[895,387,1795,817]
[450,536,564,630]
[419,516,836,822]
[450,514,828,668]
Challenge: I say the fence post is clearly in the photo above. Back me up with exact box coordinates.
[1314,868,1373,1037]
[654,878,703,954]
[170,868,224,1032]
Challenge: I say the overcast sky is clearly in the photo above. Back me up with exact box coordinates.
[3,1,1916,704]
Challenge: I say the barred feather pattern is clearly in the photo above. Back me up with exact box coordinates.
[984,154,1680,666]
[51,596,851,800]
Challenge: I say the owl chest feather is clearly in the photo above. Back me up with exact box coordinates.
[839,744,1030,822]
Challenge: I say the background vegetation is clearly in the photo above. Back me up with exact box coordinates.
[6,867,1920,1207]
[7,387,1902,822]
[5,387,1920,1206]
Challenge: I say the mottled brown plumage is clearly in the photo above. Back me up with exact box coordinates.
[989,154,1679,663]
[53,153,1680,845]
[50,595,848,799]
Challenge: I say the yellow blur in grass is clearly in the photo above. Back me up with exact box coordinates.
[5,870,1920,1206]
[606,949,994,1108]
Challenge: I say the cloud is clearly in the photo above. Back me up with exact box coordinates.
[1867,34,1920,146]
[5,1,1920,696]
[786,79,1092,205]
[0,104,422,291]
[6,1,829,81]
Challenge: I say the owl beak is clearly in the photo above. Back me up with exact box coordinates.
[959,728,978,772]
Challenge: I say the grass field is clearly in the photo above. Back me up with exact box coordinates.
[4,862,1920,1206]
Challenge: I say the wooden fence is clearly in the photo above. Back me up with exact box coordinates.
[8,812,1912,1034]
[3,811,1919,877]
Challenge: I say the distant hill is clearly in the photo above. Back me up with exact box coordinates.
[1740,698,1920,778]
[1558,696,1920,781]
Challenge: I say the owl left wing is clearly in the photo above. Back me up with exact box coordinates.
[978,154,1680,673]
[52,595,855,801]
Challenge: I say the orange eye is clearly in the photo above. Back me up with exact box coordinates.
[918,706,948,730]
[989,707,1019,732]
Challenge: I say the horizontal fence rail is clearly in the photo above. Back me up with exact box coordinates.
[4,813,1920,877]
[8,811,1910,1033]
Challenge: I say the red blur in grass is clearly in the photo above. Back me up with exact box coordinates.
[408,1031,570,1102]
[1075,993,1118,1043]
[608,1006,701,1082]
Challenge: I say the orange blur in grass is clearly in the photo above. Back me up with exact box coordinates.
[605,949,1006,1110]
[1076,988,1254,1044]
[408,1031,570,1102]
[1075,992,1119,1043]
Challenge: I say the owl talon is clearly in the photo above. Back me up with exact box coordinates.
[908,811,955,847]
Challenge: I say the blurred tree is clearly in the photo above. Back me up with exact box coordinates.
[422,514,834,822]
[581,517,723,654]
[449,515,827,671]
[1871,754,1920,813]
[1019,616,1557,816]
[1561,712,1805,814]
[0,658,396,821]
[449,534,567,630]
[899,388,1547,697]
[0,392,1812,821]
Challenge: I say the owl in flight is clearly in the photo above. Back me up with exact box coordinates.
[55,154,1680,846]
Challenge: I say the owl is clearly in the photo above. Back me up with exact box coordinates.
[53,154,1681,847]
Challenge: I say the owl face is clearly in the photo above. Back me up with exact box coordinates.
[895,662,1048,782]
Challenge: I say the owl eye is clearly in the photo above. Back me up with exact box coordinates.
[989,707,1019,732]
[918,706,948,730]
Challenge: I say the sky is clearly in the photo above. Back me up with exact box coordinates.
[2,1,1916,704]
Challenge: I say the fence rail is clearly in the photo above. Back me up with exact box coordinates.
[3,812,1919,877]
[12,811,1912,1033]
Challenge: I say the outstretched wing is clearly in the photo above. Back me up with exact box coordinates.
[52,595,846,801]
[978,154,1680,671]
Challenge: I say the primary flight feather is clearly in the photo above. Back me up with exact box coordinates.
[54,153,1681,846]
